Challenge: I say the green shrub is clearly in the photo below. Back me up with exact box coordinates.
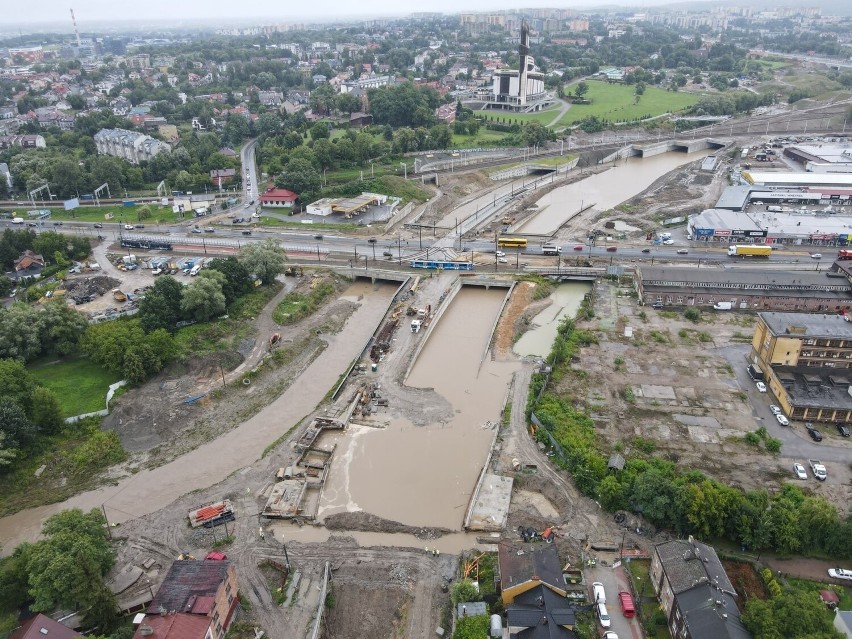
[684,307,701,322]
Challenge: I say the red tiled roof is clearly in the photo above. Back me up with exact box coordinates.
[190,596,215,615]
[260,188,298,201]
[133,613,210,639]
[10,614,81,639]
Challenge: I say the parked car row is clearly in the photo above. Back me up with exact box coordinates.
[591,582,635,630]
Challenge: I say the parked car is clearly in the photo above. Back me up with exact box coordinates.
[806,425,823,442]
[756,381,767,393]
[769,405,782,415]
[663,239,675,245]
[597,603,611,629]
[793,463,808,480]
[497,257,508,263]
[828,568,852,581]
[836,423,850,437]
[592,582,606,604]
[776,414,789,426]
[496,251,506,257]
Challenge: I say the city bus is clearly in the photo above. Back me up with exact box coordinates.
[497,237,528,248]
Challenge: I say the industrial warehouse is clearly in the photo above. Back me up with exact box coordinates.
[634,265,852,311]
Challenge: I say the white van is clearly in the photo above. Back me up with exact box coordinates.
[190,264,202,276]
[592,582,607,604]
[597,603,611,628]
[11,217,24,224]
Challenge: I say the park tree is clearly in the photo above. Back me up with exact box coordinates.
[50,159,85,199]
[33,232,69,265]
[255,113,281,138]
[335,92,362,115]
[28,387,64,435]
[574,81,589,99]
[0,358,36,411]
[81,319,174,382]
[38,301,88,356]
[0,305,43,361]
[275,158,321,198]
[26,509,115,613]
[0,432,15,467]
[239,239,286,285]
[428,124,452,150]
[138,276,184,333]
[181,271,226,322]
[0,399,36,448]
[523,122,551,148]
[207,257,252,305]
[310,122,330,140]
[743,591,844,639]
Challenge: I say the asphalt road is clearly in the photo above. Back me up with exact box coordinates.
[716,344,852,468]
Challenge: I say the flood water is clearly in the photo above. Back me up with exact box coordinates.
[0,282,397,554]
[319,287,518,529]
[517,150,713,235]
[514,283,592,357]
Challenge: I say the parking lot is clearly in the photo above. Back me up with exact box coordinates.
[585,561,644,639]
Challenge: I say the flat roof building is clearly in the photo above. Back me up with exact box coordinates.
[743,171,852,188]
[750,311,852,423]
[635,265,852,312]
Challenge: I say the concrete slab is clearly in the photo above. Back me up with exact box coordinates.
[640,385,677,400]
[673,414,721,428]
[466,474,513,532]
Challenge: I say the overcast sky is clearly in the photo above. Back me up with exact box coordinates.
[11,0,685,27]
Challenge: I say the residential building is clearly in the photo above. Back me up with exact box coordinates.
[348,112,372,128]
[750,311,852,423]
[650,538,750,639]
[435,104,457,123]
[339,75,394,94]
[259,187,299,208]
[0,134,46,149]
[13,249,44,274]
[634,266,852,312]
[94,128,171,165]
[135,559,239,639]
[0,106,16,120]
[9,614,81,639]
[210,169,236,185]
[8,46,44,64]
[497,540,567,605]
[258,91,283,106]
[506,584,577,639]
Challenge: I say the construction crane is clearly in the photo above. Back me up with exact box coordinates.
[70,8,82,49]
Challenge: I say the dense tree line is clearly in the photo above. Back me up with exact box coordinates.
[367,82,442,128]
[0,357,67,468]
[530,317,852,559]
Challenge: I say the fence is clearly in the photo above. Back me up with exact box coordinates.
[64,380,127,423]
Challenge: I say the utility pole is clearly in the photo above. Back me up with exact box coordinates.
[102,504,112,540]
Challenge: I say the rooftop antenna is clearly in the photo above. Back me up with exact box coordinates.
[70,8,82,49]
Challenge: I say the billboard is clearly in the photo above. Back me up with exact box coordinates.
[63,198,80,211]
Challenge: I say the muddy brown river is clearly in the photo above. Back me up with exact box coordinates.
[0,282,397,554]
[517,150,714,235]
[319,287,518,529]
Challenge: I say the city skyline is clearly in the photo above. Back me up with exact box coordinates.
[6,0,717,29]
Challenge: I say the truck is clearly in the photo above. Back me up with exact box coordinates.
[542,243,562,256]
[809,459,827,481]
[728,245,772,257]
[838,249,852,260]
[713,302,733,310]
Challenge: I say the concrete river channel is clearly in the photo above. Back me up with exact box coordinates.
[0,150,698,553]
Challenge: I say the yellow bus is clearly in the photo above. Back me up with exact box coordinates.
[497,237,528,248]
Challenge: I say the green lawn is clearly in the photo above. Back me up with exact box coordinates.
[475,102,565,127]
[15,203,187,226]
[556,81,700,126]
[451,129,514,147]
[29,357,121,417]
